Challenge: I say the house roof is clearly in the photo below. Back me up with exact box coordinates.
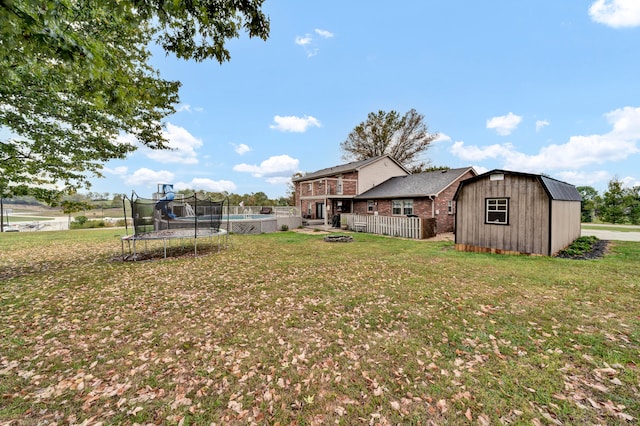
[453,169,582,201]
[292,155,407,182]
[354,167,476,199]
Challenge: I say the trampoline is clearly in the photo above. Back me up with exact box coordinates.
[121,191,229,260]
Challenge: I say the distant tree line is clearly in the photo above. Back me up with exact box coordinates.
[579,179,640,224]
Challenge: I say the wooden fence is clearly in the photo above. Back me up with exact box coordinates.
[341,214,436,239]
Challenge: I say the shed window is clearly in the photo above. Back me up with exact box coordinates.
[486,198,509,224]
[392,199,413,215]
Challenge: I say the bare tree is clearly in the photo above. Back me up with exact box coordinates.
[340,109,438,171]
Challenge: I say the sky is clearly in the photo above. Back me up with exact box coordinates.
[90,0,640,199]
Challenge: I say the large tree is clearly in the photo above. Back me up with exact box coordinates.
[577,186,600,223]
[340,109,438,172]
[624,185,640,225]
[600,179,627,224]
[0,0,269,202]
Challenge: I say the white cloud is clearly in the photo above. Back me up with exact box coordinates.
[315,28,334,38]
[295,29,333,57]
[486,112,523,136]
[536,120,550,132]
[295,35,312,46]
[233,155,299,179]
[589,0,640,28]
[270,115,321,133]
[433,133,452,143]
[103,166,129,177]
[174,178,237,193]
[266,176,294,185]
[116,132,138,146]
[621,175,640,188]
[233,143,252,155]
[451,141,517,161]
[451,106,640,174]
[145,123,203,164]
[175,104,203,113]
[556,170,611,186]
[126,168,175,187]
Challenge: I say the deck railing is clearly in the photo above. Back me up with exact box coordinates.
[342,213,430,239]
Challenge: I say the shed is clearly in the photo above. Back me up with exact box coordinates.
[453,170,582,256]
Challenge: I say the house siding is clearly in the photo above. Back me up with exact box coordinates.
[456,174,550,255]
[358,159,407,193]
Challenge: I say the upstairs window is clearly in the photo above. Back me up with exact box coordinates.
[486,198,509,224]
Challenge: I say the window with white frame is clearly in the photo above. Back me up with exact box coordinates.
[392,199,413,215]
[447,200,453,214]
[367,200,374,212]
[486,198,509,224]
[337,178,343,195]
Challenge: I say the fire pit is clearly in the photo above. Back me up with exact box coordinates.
[323,235,354,243]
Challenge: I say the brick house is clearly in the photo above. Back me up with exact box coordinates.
[352,167,477,233]
[292,155,409,226]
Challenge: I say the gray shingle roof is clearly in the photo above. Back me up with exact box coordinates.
[354,167,475,199]
[292,155,405,182]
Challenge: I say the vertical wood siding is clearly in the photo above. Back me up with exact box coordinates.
[550,200,581,254]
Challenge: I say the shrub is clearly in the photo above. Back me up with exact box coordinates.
[280,224,289,231]
[558,236,599,257]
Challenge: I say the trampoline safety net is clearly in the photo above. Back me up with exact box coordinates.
[121,192,229,260]
[128,193,224,236]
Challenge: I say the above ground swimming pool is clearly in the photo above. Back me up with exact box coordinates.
[174,214,278,234]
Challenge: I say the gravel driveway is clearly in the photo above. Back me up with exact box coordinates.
[581,228,640,242]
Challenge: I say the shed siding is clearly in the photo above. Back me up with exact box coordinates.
[550,200,581,254]
[456,174,550,255]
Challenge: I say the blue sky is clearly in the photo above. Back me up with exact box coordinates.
[93,0,640,199]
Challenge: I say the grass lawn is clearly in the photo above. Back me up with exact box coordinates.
[581,224,640,233]
[1,230,638,425]
[4,216,54,223]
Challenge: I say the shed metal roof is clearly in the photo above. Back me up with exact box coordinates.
[354,167,475,199]
[453,170,582,201]
[539,176,582,201]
